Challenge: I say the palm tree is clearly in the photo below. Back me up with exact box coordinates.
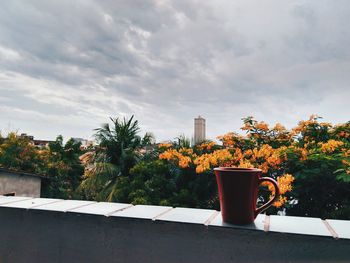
[79,115,153,201]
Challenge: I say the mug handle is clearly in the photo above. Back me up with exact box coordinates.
[254,177,280,217]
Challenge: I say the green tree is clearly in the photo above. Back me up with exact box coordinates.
[78,115,153,201]
[41,136,84,199]
[285,119,350,219]
[126,160,176,205]
[286,151,350,219]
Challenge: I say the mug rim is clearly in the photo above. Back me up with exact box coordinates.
[213,167,262,172]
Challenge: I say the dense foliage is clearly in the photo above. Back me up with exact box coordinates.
[41,136,84,199]
[0,133,83,199]
[77,116,154,201]
[158,115,350,218]
[0,115,349,219]
[0,132,42,172]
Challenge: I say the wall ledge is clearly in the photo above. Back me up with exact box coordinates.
[1,195,349,239]
[1,195,350,263]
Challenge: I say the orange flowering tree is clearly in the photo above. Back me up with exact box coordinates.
[0,132,43,172]
[159,116,350,218]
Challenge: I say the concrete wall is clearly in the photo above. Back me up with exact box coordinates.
[0,197,349,263]
[0,171,41,197]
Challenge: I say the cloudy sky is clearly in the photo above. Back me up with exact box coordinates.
[0,0,349,142]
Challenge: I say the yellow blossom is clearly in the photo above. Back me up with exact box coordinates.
[277,174,295,195]
[193,149,233,173]
[179,156,191,168]
[273,196,287,208]
[261,173,294,207]
[158,143,173,149]
[159,148,194,169]
[255,122,269,131]
[273,123,286,132]
[197,141,216,151]
[320,140,344,153]
[238,160,254,168]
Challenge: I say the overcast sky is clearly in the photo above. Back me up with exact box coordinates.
[0,0,349,142]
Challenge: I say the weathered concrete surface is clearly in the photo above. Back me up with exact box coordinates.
[0,207,349,263]
[0,171,41,197]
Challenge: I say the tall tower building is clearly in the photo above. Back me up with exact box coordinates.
[194,116,206,144]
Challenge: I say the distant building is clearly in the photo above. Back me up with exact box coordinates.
[72,138,95,150]
[32,139,54,148]
[72,137,85,144]
[194,116,206,144]
[0,168,45,197]
[20,133,54,148]
[20,133,34,141]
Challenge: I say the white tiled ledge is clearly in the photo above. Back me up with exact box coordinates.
[0,195,349,240]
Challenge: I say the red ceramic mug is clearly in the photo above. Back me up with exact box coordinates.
[214,167,280,225]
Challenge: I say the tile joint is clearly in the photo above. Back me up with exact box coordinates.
[105,204,134,217]
[152,207,174,221]
[204,210,220,226]
[28,199,63,209]
[64,202,96,213]
[323,220,339,239]
[0,197,35,206]
[263,215,270,232]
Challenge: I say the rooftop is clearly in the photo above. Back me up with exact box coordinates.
[0,167,47,179]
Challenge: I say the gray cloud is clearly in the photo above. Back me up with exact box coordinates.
[0,0,349,141]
